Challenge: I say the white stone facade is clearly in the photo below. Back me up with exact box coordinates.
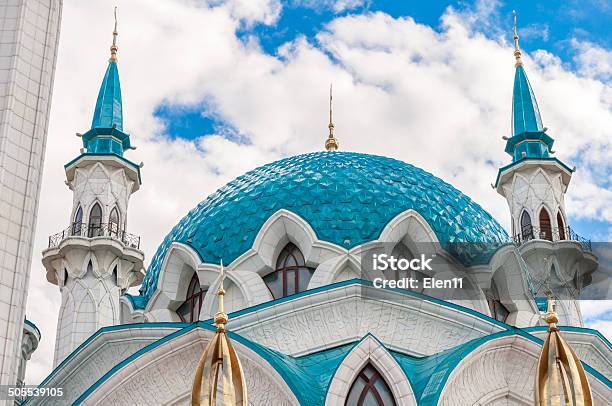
[496,160,597,326]
[42,155,144,366]
[0,0,61,387]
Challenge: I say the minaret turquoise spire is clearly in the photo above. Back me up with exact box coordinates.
[503,12,552,163]
[81,7,131,157]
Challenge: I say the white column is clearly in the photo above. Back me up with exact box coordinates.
[0,0,62,386]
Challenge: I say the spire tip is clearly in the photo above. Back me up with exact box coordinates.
[325,83,339,151]
[512,10,523,67]
[109,6,119,63]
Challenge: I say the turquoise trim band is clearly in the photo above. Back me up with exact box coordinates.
[64,152,142,184]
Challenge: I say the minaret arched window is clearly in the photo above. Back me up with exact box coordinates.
[263,243,314,299]
[520,211,533,242]
[557,211,566,240]
[539,208,552,241]
[345,364,396,406]
[88,203,103,237]
[72,206,83,236]
[177,273,207,322]
[109,207,120,238]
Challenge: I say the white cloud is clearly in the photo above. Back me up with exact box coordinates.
[571,38,612,82]
[24,0,612,385]
[520,24,549,42]
[291,0,367,13]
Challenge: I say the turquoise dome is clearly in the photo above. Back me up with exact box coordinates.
[137,152,509,307]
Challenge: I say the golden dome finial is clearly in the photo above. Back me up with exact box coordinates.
[543,288,559,330]
[535,288,593,405]
[325,84,339,151]
[109,7,118,63]
[191,260,248,406]
[512,10,523,68]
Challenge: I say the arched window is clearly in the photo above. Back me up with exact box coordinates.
[345,364,396,406]
[520,211,533,242]
[72,206,83,236]
[109,207,120,237]
[539,208,552,241]
[88,203,102,237]
[263,243,314,299]
[177,274,207,322]
[557,211,566,240]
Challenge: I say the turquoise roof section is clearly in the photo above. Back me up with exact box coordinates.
[503,65,558,163]
[24,318,41,338]
[68,324,612,406]
[512,65,543,137]
[138,152,510,306]
[80,61,132,157]
[92,62,123,131]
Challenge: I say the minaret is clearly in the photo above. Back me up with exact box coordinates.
[42,10,145,366]
[535,291,593,405]
[325,84,339,151]
[494,13,597,327]
[192,262,248,406]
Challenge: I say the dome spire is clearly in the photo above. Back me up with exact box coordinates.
[325,84,339,151]
[110,6,118,63]
[535,289,593,405]
[512,11,522,68]
[192,261,248,406]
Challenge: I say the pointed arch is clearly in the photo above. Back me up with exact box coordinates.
[72,205,84,236]
[346,364,397,406]
[73,290,97,350]
[176,273,207,322]
[88,202,103,237]
[54,291,75,367]
[325,335,416,406]
[263,242,314,299]
[520,210,533,242]
[557,210,566,240]
[109,206,120,237]
[539,207,552,241]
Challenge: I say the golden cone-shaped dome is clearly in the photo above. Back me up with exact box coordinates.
[192,262,248,406]
[535,291,593,406]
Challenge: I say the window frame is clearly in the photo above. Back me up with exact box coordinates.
[264,243,314,299]
[109,206,121,238]
[72,206,83,236]
[345,364,396,406]
[177,273,207,323]
[88,203,103,238]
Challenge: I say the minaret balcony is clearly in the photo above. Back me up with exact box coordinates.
[512,225,592,252]
[48,223,141,249]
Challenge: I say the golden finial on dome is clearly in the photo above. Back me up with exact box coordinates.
[325,84,339,151]
[512,11,523,68]
[191,261,248,406]
[109,7,119,63]
[535,289,593,405]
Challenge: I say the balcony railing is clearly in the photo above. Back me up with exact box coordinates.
[512,225,592,252]
[48,223,141,249]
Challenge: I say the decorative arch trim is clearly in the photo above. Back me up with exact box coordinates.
[325,334,417,406]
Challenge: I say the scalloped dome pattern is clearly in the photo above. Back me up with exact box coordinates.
[138,152,509,304]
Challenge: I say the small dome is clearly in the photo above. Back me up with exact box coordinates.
[140,152,508,301]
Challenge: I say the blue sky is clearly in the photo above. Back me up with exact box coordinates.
[153,0,612,239]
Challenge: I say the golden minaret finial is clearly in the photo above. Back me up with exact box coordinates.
[535,289,593,405]
[512,11,523,68]
[191,260,248,406]
[109,7,118,63]
[325,84,339,151]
